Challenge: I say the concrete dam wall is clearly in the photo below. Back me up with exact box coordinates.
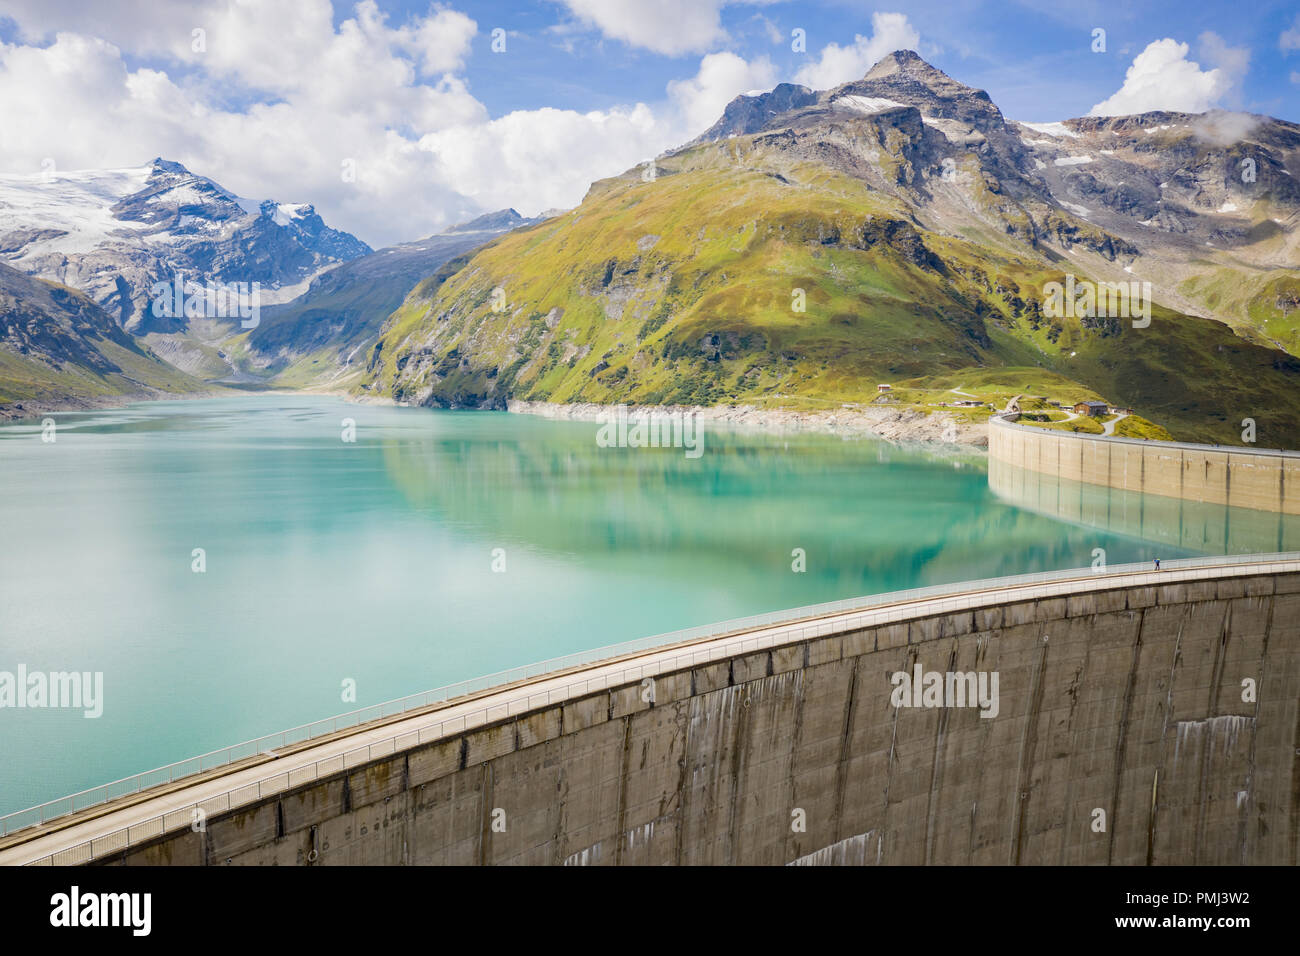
[989,415,1300,516]
[988,455,1300,556]
[55,562,1300,867]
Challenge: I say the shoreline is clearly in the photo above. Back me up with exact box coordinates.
[1,389,989,449]
[0,386,233,423]
[506,399,989,448]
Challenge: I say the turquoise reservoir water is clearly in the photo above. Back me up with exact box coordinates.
[0,395,1198,815]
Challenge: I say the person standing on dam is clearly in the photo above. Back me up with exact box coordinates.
[1154,558,1161,571]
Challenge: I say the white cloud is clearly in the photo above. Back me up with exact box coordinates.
[417,50,778,216]
[0,2,782,248]
[0,0,477,81]
[1282,15,1300,52]
[1196,31,1250,105]
[666,51,777,136]
[1292,71,1300,84]
[1186,110,1261,147]
[1088,36,1248,117]
[0,2,489,247]
[394,7,480,75]
[1,0,212,51]
[792,12,919,90]
[558,0,730,56]
[557,0,778,56]
[754,14,784,46]
[418,104,662,215]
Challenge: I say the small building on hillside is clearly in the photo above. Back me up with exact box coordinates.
[877,384,892,393]
[1074,400,1109,417]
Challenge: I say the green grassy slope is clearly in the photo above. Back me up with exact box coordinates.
[359,146,1300,446]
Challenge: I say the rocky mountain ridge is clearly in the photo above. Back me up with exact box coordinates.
[0,158,371,335]
[355,50,1300,446]
[0,261,207,415]
[237,209,546,388]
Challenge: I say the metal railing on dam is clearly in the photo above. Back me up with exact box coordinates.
[3,558,1170,840]
[3,551,1299,866]
[14,552,1248,842]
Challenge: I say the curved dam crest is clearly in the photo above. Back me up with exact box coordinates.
[989,413,1300,516]
[5,558,1297,867]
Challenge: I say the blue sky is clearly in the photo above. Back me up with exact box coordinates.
[209,0,1300,122]
[0,0,1296,245]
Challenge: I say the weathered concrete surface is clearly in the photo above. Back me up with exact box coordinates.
[988,455,1300,555]
[95,571,1300,866]
[990,415,1300,516]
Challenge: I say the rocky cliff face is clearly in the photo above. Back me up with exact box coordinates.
[239,210,545,388]
[690,51,1298,282]
[689,82,820,143]
[0,262,204,412]
[0,263,136,374]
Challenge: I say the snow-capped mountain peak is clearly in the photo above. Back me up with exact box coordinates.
[0,158,371,332]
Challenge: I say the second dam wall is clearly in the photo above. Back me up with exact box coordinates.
[989,415,1300,516]
[988,456,1300,556]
